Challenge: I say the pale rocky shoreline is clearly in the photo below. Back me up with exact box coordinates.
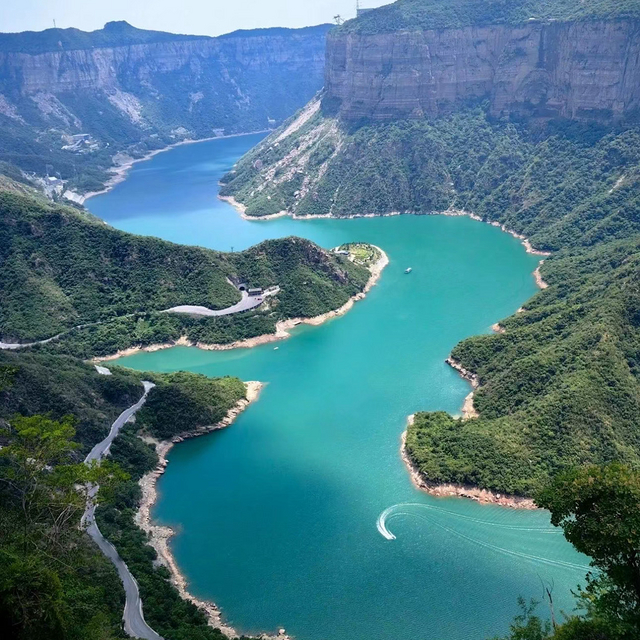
[218,195,288,220]
[446,356,479,420]
[221,199,550,253]
[135,381,289,639]
[401,421,537,510]
[446,228,549,421]
[534,262,549,289]
[219,194,405,223]
[93,246,389,363]
[443,209,551,288]
[219,200,551,289]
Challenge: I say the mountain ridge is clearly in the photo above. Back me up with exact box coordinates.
[0,21,208,54]
[0,22,331,192]
[0,20,333,54]
[338,0,640,34]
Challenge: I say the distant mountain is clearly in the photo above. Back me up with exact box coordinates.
[0,20,206,53]
[0,21,332,192]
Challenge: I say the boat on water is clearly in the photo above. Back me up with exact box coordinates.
[405,267,412,274]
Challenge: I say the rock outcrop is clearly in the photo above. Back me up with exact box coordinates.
[1,27,329,102]
[0,22,331,182]
[324,19,640,121]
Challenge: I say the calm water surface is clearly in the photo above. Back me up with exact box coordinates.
[88,135,588,640]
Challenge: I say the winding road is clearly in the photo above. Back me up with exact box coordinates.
[82,381,164,640]
[0,288,279,350]
[0,319,122,350]
[0,333,65,350]
[165,286,279,317]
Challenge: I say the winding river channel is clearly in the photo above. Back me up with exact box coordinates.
[88,133,589,640]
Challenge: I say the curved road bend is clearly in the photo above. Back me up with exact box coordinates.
[82,381,164,640]
[165,286,280,317]
[0,319,118,351]
[0,287,280,350]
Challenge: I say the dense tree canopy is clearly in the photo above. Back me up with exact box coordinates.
[495,465,640,640]
[0,415,127,639]
[339,0,640,34]
[0,192,370,357]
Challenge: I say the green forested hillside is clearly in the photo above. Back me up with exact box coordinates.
[340,0,640,34]
[222,108,640,246]
[0,192,369,356]
[407,238,640,495]
[0,192,239,341]
[0,350,142,448]
[0,346,252,640]
[226,106,640,495]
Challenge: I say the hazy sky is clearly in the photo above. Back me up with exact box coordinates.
[0,0,391,35]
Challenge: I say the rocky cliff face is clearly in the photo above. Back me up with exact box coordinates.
[0,25,329,131]
[0,23,330,186]
[1,30,328,98]
[324,19,640,121]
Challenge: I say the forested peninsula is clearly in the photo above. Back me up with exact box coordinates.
[221,38,640,499]
[0,188,372,358]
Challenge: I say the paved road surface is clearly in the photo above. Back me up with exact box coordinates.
[165,287,280,317]
[0,333,63,350]
[83,381,163,640]
[0,319,111,350]
[1,287,280,349]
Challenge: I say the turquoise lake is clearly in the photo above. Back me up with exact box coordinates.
[88,134,590,640]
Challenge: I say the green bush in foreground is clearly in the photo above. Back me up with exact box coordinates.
[494,464,640,640]
[0,414,129,640]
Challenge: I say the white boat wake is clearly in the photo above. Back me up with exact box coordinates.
[377,505,400,540]
[376,503,590,572]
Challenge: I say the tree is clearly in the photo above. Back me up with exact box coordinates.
[491,598,552,640]
[0,365,17,392]
[0,415,125,553]
[494,465,640,640]
[0,415,126,638]
[536,464,640,638]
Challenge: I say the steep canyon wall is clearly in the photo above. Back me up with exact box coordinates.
[324,19,640,121]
